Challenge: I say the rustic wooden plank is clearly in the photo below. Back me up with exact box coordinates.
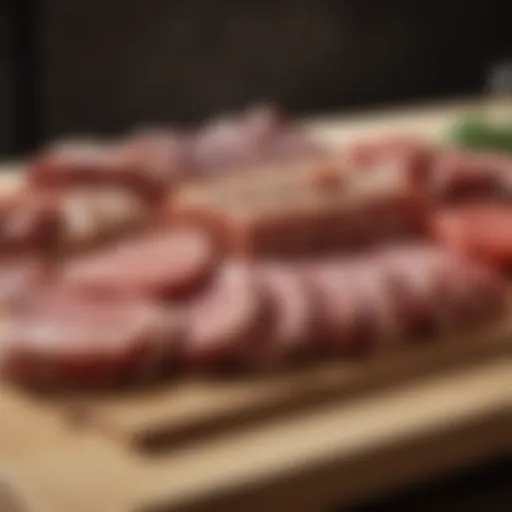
[80,315,512,451]
[134,359,512,512]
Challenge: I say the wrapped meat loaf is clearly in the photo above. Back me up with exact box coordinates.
[168,158,428,256]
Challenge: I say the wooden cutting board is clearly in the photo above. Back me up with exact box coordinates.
[0,97,511,512]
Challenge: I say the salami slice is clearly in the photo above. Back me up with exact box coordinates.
[179,261,268,370]
[432,204,512,270]
[0,190,61,255]
[62,229,218,300]
[380,246,453,339]
[249,264,314,367]
[301,261,364,354]
[0,258,47,306]
[349,259,404,349]
[28,137,181,201]
[435,256,508,328]
[427,150,512,201]
[0,290,182,389]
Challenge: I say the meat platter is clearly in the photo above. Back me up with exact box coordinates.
[0,100,511,512]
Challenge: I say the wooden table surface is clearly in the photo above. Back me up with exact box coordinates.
[0,98,511,512]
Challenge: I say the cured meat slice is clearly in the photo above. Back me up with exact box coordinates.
[427,150,512,201]
[1,187,150,256]
[179,261,269,370]
[62,229,218,300]
[249,264,315,367]
[0,189,61,255]
[346,135,434,185]
[435,257,508,328]
[28,136,185,201]
[349,260,404,348]
[431,204,512,270]
[379,245,508,338]
[0,291,182,389]
[301,261,366,354]
[170,159,427,256]
[379,246,459,338]
[0,258,47,305]
[56,188,149,253]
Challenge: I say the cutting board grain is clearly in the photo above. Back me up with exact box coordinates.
[0,97,511,512]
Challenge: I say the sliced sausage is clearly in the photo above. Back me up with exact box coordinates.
[0,258,48,306]
[301,261,365,354]
[28,137,182,201]
[0,290,182,390]
[379,246,454,339]
[179,261,269,370]
[428,150,512,201]
[62,228,219,300]
[250,263,315,367]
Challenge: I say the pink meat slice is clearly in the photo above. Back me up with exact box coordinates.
[0,290,181,389]
[300,260,364,354]
[348,259,404,349]
[62,229,218,300]
[0,258,48,305]
[179,261,267,370]
[379,245,452,338]
[250,263,314,367]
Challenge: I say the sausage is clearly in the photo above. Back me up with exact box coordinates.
[349,259,404,349]
[28,137,184,201]
[379,246,458,339]
[56,188,150,253]
[178,261,269,370]
[0,258,48,306]
[1,187,151,257]
[0,290,182,390]
[62,228,219,300]
[300,260,368,354]
[249,263,315,367]
[427,150,512,201]
[0,189,61,255]
[379,245,508,338]
[169,159,427,257]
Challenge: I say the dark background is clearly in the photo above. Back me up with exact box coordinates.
[1,0,511,156]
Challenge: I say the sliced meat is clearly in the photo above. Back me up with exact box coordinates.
[0,290,182,389]
[0,189,61,255]
[170,159,427,257]
[431,204,512,270]
[62,229,218,300]
[179,261,269,370]
[379,245,508,339]
[349,259,404,349]
[249,264,314,367]
[427,150,512,201]
[57,188,149,253]
[301,261,365,354]
[379,246,456,339]
[0,258,48,305]
[435,257,508,329]
[28,137,184,201]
